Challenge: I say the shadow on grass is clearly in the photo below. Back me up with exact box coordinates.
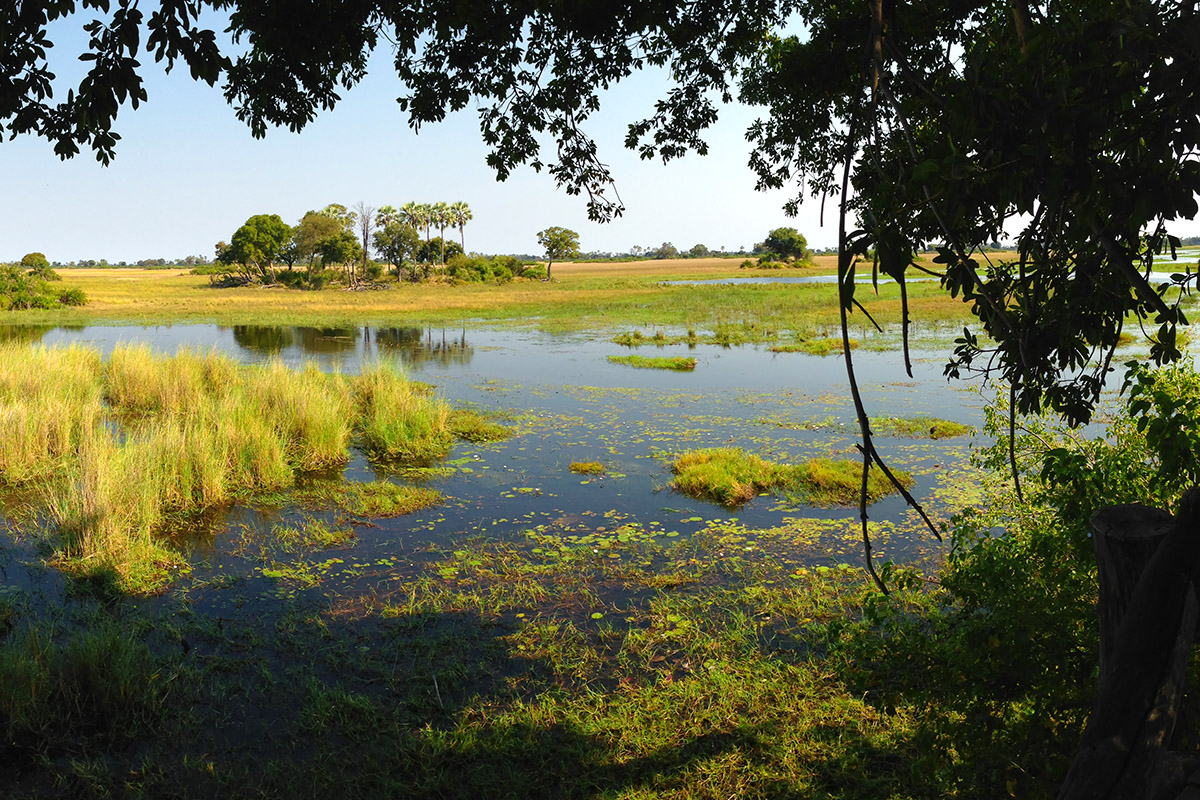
[0,578,925,799]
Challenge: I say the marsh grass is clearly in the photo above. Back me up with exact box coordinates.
[873,415,974,439]
[607,355,697,371]
[353,363,453,463]
[671,447,911,508]
[273,516,356,551]
[568,461,607,475]
[0,345,469,591]
[292,480,442,518]
[769,337,857,356]
[0,344,104,484]
[0,616,168,757]
[448,409,513,443]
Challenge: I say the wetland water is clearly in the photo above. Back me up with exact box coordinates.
[1,323,985,613]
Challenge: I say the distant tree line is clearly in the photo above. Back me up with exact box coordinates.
[37,255,213,269]
[555,228,815,265]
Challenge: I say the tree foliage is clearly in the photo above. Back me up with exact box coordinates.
[0,263,85,309]
[762,227,809,262]
[19,252,58,280]
[740,1,1200,426]
[2,1,782,222]
[373,221,420,281]
[536,227,580,279]
[222,214,291,280]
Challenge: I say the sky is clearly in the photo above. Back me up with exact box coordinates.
[1,14,830,265]
[5,13,1199,265]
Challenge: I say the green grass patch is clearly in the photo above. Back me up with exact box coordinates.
[670,447,911,508]
[607,354,697,371]
[769,337,857,356]
[449,409,513,443]
[353,362,453,463]
[0,345,471,592]
[0,617,170,758]
[873,415,974,439]
[273,517,356,551]
[568,461,607,475]
[314,480,442,518]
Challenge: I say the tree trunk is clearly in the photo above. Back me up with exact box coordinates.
[1059,490,1200,800]
[1091,504,1176,682]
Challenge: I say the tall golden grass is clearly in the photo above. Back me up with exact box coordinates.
[0,344,463,590]
[0,344,104,483]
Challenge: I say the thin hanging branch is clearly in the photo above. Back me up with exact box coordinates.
[898,272,913,377]
[836,110,887,595]
[1009,380,1024,503]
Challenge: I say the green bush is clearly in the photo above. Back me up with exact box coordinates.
[57,287,88,306]
[306,269,335,289]
[830,362,1200,797]
[0,264,86,310]
[515,262,546,280]
[445,254,522,284]
[275,269,307,288]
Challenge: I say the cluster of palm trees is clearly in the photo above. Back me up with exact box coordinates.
[376,201,472,264]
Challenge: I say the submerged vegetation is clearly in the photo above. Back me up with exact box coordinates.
[873,415,974,439]
[607,354,697,371]
[670,447,911,508]
[769,337,857,356]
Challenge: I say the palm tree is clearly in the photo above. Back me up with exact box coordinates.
[417,203,434,242]
[401,202,429,243]
[433,201,451,264]
[375,204,400,229]
[450,201,472,253]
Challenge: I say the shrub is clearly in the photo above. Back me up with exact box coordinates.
[57,287,88,306]
[275,269,307,288]
[0,263,88,309]
[516,262,547,280]
[445,254,519,284]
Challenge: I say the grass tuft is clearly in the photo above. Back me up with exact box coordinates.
[769,338,857,356]
[353,362,452,463]
[608,355,697,371]
[568,461,607,475]
[670,447,912,508]
[873,415,974,439]
[449,409,513,443]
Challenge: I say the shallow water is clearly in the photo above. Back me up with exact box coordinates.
[0,323,986,606]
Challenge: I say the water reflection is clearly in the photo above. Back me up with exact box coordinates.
[0,323,82,344]
[222,325,473,367]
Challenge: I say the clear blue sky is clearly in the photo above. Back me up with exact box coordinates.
[2,14,831,264]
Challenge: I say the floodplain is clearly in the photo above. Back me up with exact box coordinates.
[0,257,1173,797]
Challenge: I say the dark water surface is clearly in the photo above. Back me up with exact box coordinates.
[1,323,985,608]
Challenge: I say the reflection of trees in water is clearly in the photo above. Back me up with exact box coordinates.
[228,326,359,355]
[226,325,473,367]
[295,327,359,355]
[375,327,473,367]
[0,324,80,344]
[230,325,296,352]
